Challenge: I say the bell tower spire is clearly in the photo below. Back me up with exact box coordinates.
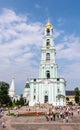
[39,22,58,79]
[9,77,15,99]
[43,21,54,47]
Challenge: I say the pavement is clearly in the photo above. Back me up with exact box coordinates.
[0,114,79,130]
[0,106,80,130]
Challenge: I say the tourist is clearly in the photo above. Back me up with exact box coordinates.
[1,121,6,128]
[45,112,49,121]
[50,114,53,121]
[15,110,19,117]
[63,115,66,123]
[65,116,69,122]
[52,112,56,121]
[77,108,80,114]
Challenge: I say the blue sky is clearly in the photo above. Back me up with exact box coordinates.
[0,0,80,94]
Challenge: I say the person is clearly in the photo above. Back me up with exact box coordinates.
[63,115,66,123]
[1,121,6,128]
[65,116,68,122]
[52,112,56,121]
[50,114,53,121]
[71,111,73,117]
[8,109,10,115]
[77,108,80,114]
[45,112,49,121]
[16,110,19,117]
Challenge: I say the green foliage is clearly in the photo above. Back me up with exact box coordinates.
[67,101,73,105]
[74,87,80,103]
[19,94,25,106]
[66,97,69,101]
[15,94,25,106]
[8,113,15,116]
[78,102,80,106]
[0,81,12,106]
[18,113,37,116]
[15,99,20,106]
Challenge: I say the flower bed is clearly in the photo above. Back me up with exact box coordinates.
[8,111,60,117]
[18,112,45,116]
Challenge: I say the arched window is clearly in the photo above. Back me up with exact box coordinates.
[33,95,36,100]
[57,88,60,93]
[46,53,50,61]
[46,70,50,79]
[47,29,50,35]
[46,39,50,46]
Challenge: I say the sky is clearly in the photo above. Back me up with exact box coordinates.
[0,0,80,94]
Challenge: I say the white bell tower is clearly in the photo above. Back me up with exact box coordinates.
[9,78,15,99]
[25,22,66,107]
[39,22,58,79]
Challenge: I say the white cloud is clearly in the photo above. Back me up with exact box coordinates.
[0,8,43,93]
[56,34,80,60]
[35,4,41,9]
[0,8,26,24]
[54,29,64,38]
[55,34,80,89]
[0,8,80,93]
[57,18,65,26]
[60,62,80,90]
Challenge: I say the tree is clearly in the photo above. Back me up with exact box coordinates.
[66,97,69,102]
[15,94,25,106]
[0,81,12,106]
[68,101,73,105]
[15,99,20,106]
[19,94,25,106]
[74,87,80,104]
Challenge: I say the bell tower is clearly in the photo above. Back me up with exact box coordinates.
[27,21,66,106]
[9,77,15,99]
[39,22,58,79]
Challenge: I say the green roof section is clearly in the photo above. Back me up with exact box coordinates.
[25,83,30,88]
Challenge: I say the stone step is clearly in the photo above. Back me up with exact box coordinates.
[37,128,49,130]
[61,126,73,130]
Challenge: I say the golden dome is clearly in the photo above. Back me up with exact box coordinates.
[45,22,53,29]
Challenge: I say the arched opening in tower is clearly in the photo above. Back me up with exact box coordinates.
[47,29,50,36]
[46,53,50,61]
[46,39,50,46]
[46,70,50,79]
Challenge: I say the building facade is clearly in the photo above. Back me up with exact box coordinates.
[23,22,66,106]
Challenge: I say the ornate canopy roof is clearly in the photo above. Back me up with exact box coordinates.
[45,22,53,29]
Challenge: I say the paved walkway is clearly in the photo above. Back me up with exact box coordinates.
[3,115,80,130]
[6,117,16,130]
[61,126,74,130]
[0,107,80,130]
